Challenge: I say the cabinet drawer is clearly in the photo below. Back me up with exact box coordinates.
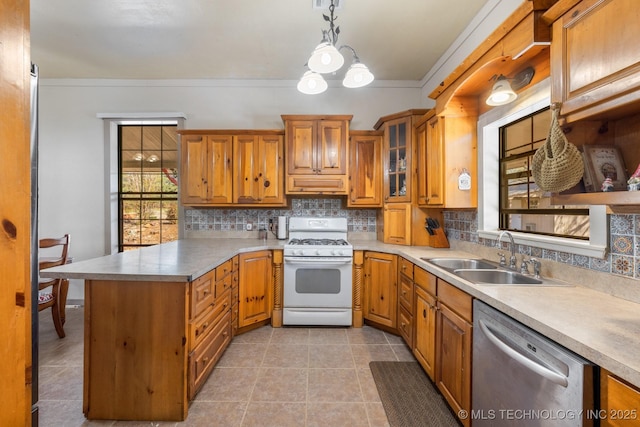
[399,258,414,279]
[398,305,413,348]
[437,279,472,323]
[216,259,233,281]
[232,282,239,302]
[231,302,239,337]
[190,270,216,319]
[216,274,233,297]
[188,310,232,400]
[232,269,239,289]
[189,289,231,351]
[286,175,348,194]
[414,267,436,297]
[399,273,414,312]
[232,255,239,272]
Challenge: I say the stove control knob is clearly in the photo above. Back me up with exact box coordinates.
[294,249,303,256]
[315,249,321,256]
[333,249,343,256]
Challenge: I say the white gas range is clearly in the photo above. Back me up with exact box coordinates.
[283,217,353,326]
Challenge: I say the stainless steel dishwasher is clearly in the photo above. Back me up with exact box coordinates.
[472,300,596,426]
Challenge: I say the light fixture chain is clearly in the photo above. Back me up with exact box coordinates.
[323,0,340,46]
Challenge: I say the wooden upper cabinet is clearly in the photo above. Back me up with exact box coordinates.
[382,116,412,203]
[348,131,383,207]
[208,136,235,204]
[416,115,444,206]
[180,134,233,205]
[179,130,285,207]
[233,133,285,206]
[181,134,208,203]
[282,115,352,194]
[416,112,477,209]
[373,109,429,204]
[285,120,316,174]
[317,120,348,174]
[551,0,640,123]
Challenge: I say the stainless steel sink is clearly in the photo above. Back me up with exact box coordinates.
[453,269,543,285]
[422,257,572,286]
[422,257,498,271]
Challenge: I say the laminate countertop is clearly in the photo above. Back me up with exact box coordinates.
[40,237,640,390]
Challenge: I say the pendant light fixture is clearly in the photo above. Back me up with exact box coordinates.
[298,0,374,94]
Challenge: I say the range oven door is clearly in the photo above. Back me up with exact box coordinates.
[283,256,353,326]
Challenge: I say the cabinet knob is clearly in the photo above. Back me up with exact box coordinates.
[264,180,270,188]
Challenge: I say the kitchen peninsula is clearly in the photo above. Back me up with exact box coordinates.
[41,237,640,422]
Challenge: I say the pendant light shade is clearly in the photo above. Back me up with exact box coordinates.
[342,61,374,88]
[297,70,328,95]
[486,75,518,106]
[308,41,344,74]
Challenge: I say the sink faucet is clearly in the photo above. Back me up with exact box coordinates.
[497,230,517,270]
[530,258,541,279]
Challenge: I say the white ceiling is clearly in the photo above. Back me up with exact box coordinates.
[30,0,489,82]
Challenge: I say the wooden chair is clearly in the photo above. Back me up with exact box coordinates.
[38,234,70,338]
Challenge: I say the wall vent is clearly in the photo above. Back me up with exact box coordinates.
[313,0,343,10]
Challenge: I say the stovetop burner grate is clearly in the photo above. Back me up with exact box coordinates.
[287,238,349,246]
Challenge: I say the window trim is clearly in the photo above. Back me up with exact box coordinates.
[101,114,185,255]
[477,80,607,258]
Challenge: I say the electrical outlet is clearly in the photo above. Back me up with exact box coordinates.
[245,222,253,231]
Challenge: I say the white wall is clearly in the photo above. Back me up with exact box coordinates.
[37,81,423,300]
[36,0,521,301]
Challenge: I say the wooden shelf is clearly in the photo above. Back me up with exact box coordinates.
[551,191,640,211]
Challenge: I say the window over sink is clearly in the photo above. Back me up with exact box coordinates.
[477,79,607,258]
[499,107,590,240]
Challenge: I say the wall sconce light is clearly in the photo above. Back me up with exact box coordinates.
[486,66,535,106]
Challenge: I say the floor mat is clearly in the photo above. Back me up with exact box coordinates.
[369,361,461,427]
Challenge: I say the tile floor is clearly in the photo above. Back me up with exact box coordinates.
[38,307,418,426]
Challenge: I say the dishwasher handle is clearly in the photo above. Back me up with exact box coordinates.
[479,319,569,387]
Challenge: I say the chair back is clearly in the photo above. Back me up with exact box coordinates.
[39,234,70,290]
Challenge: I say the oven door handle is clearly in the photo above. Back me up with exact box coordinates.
[284,257,353,265]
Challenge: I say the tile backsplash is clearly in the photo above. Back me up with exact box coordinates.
[184,198,377,233]
[444,210,640,280]
[185,200,638,280]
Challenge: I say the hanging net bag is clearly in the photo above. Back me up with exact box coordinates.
[531,107,584,192]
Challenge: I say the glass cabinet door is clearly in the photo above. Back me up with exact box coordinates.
[385,118,410,202]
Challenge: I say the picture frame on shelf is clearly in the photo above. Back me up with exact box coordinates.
[581,145,628,192]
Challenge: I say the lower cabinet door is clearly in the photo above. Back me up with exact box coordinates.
[414,285,437,381]
[436,302,472,427]
[188,310,231,400]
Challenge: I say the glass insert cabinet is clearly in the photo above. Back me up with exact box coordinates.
[385,117,411,202]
